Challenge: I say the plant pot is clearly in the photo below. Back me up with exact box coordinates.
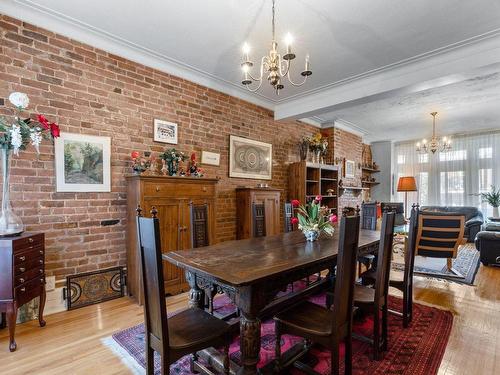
[0,148,23,236]
[493,206,499,218]
[303,229,320,241]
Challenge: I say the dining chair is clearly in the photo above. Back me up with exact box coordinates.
[136,206,231,375]
[252,203,266,237]
[415,211,466,277]
[361,204,420,328]
[352,210,395,360]
[273,208,361,375]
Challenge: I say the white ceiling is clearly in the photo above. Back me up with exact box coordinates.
[316,68,500,143]
[2,0,500,142]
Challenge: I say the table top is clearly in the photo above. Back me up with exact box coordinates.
[164,229,380,287]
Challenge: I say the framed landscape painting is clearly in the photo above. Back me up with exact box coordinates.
[153,119,178,144]
[55,132,111,192]
[229,135,272,180]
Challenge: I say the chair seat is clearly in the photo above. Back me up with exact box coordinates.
[274,301,333,337]
[360,267,404,286]
[353,284,375,304]
[168,307,231,350]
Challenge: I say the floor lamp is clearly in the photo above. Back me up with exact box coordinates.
[397,176,417,219]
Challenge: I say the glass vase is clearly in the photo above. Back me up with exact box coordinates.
[0,147,24,236]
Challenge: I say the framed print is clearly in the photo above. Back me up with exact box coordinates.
[345,159,355,178]
[153,119,178,144]
[229,135,272,180]
[201,151,220,166]
[55,132,111,192]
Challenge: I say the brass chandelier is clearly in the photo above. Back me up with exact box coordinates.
[240,0,312,95]
[416,112,452,154]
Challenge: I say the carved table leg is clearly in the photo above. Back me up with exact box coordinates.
[39,285,47,327]
[238,313,261,375]
[6,301,17,352]
[186,271,205,309]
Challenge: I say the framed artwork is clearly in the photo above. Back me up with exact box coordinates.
[55,132,111,192]
[345,159,355,178]
[153,119,178,144]
[201,151,220,166]
[229,135,272,180]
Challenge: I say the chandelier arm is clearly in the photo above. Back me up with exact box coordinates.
[247,56,267,82]
[285,70,308,86]
[244,79,264,93]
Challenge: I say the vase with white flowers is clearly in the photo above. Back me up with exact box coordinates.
[0,92,60,236]
[290,196,337,241]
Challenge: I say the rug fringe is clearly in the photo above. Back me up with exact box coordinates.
[101,336,144,375]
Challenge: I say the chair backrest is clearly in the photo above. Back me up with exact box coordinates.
[361,202,377,230]
[252,203,266,237]
[381,202,405,226]
[332,208,361,336]
[415,212,465,259]
[373,211,396,304]
[284,202,294,233]
[136,206,169,352]
[190,203,209,248]
[404,204,420,289]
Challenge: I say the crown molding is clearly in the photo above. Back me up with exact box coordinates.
[1,0,276,110]
[274,29,500,120]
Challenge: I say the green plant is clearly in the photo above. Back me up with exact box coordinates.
[479,186,500,207]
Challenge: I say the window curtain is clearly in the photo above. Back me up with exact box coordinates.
[393,131,500,216]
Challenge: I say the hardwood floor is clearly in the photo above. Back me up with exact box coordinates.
[0,265,499,375]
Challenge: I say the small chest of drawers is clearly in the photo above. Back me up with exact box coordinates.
[0,232,46,352]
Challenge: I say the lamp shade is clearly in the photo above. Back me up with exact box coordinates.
[397,176,417,192]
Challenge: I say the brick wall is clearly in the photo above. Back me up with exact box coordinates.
[0,15,318,281]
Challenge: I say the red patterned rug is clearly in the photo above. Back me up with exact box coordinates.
[106,292,452,375]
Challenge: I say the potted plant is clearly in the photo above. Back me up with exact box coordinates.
[479,185,500,218]
[291,196,337,241]
[0,92,60,236]
[159,148,186,176]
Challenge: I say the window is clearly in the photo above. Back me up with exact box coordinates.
[440,171,464,206]
[479,147,492,159]
[418,154,428,163]
[397,155,406,164]
[439,150,467,161]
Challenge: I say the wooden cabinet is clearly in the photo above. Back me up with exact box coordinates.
[288,162,340,214]
[236,188,281,239]
[0,232,46,352]
[126,175,218,304]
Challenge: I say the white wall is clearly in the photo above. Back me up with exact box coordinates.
[371,141,393,202]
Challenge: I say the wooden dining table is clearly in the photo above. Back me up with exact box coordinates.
[164,229,380,375]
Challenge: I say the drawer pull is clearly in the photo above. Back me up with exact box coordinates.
[19,267,25,273]
[39,259,43,264]
[202,186,207,192]
[19,256,26,262]
[19,278,25,284]
[20,287,26,293]
[39,269,43,274]
[156,186,160,192]
[39,250,43,255]
[40,278,44,283]
[28,238,34,243]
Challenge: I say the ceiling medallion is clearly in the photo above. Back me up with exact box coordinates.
[416,112,452,154]
[240,0,312,95]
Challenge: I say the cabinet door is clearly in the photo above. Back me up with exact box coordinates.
[253,193,280,236]
[143,200,185,293]
[181,198,215,248]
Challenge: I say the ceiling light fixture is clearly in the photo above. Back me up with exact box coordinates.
[240,0,312,95]
[416,112,452,154]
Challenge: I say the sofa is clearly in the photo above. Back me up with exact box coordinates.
[420,206,484,242]
[475,231,500,266]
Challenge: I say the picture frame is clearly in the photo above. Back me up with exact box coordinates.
[153,119,178,144]
[55,132,111,192]
[229,135,272,180]
[201,151,220,166]
[345,159,355,178]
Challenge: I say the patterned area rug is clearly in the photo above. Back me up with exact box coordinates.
[392,242,480,285]
[105,293,453,375]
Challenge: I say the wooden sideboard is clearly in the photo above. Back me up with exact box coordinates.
[236,187,281,239]
[126,175,218,304]
[0,232,46,352]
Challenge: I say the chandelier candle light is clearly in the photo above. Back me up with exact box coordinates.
[240,0,312,95]
[416,112,452,154]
